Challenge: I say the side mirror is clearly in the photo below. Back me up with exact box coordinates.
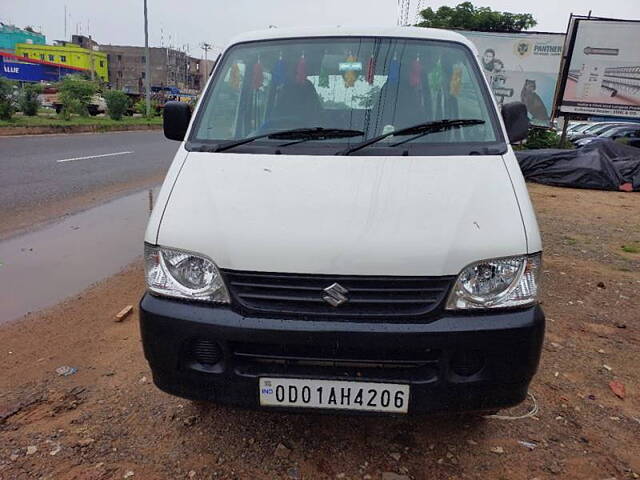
[501,101,529,144]
[163,101,192,141]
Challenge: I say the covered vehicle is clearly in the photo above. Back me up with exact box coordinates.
[516,139,640,191]
[140,26,543,415]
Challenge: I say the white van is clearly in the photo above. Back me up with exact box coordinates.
[141,26,544,415]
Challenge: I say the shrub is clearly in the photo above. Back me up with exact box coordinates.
[104,90,130,120]
[522,127,574,150]
[18,83,43,116]
[57,74,98,118]
[134,97,160,118]
[0,77,16,120]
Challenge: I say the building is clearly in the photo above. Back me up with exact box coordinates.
[0,23,45,53]
[100,44,213,94]
[15,36,108,82]
[0,51,87,83]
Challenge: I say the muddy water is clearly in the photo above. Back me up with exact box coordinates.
[0,188,156,324]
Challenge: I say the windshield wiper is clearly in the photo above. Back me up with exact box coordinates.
[208,127,365,153]
[337,119,485,156]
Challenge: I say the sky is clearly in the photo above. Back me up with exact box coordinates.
[2,0,639,58]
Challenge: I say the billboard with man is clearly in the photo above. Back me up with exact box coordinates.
[462,31,565,126]
[557,18,640,119]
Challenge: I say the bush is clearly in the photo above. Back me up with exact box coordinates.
[18,83,43,116]
[522,127,574,150]
[134,98,160,118]
[0,77,16,120]
[104,90,130,120]
[57,75,98,118]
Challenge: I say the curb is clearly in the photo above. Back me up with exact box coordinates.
[0,123,162,136]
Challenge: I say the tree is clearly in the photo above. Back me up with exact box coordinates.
[416,2,537,32]
[18,83,43,116]
[0,77,16,120]
[104,90,130,120]
[57,74,98,119]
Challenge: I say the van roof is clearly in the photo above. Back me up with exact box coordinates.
[228,26,477,53]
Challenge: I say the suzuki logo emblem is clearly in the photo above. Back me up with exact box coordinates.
[322,282,349,307]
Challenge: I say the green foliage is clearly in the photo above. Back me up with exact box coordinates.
[621,243,640,254]
[523,128,573,150]
[18,83,43,116]
[134,98,160,118]
[417,2,537,32]
[57,74,98,118]
[104,90,130,120]
[0,77,16,121]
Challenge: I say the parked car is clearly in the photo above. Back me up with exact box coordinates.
[50,94,107,116]
[575,124,640,148]
[566,122,591,134]
[140,26,544,415]
[566,122,598,139]
[570,122,635,143]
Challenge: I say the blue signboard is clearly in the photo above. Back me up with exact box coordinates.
[0,56,82,82]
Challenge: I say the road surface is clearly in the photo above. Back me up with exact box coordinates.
[0,130,177,239]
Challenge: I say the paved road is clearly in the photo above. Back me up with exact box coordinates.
[0,130,177,212]
[0,130,178,237]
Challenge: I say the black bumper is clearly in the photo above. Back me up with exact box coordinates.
[139,293,545,415]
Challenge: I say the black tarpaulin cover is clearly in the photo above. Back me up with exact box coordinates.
[515,139,640,192]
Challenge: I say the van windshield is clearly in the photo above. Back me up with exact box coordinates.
[190,37,503,155]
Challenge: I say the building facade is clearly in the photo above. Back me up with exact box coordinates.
[15,38,108,82]
[0,23,45,53]
[100,44,212,94]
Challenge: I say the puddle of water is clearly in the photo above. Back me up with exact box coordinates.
[0,188,156,324]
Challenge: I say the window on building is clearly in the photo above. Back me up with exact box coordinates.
[118,71,123,78]
[23,53,29,58]
[100,60,104,67]
[117,54,122,61]
[40,54,45,60]
[141,71,146,79]
[48,54,55,61]
[141,55,146,63]
[60,55,67,62]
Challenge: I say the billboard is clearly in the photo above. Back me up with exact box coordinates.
[0,52,85,83]
[461,31,565,126]
[557,18,640,119]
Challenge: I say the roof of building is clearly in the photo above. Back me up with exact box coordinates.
[228,25,476,52]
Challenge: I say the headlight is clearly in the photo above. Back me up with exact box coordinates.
[144,243,230,303]
[446,254,541,310]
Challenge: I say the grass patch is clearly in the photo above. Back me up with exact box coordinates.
[563,236,578,246]
[621,243,640,254]
[0,113,161,128]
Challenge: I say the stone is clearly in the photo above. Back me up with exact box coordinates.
[381,473,410,480]
[274,443,291,459]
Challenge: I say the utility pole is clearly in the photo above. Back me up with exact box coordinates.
[200,42,212,85]
[144,0,151,117]
[64,5,67,39]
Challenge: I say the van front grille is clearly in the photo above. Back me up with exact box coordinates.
[222,270,454,321]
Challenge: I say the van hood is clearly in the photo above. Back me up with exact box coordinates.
[156,152,527,276]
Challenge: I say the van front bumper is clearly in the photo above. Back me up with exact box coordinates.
[139,293,544,415]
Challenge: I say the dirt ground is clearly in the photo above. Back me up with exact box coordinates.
[1,183,639,480]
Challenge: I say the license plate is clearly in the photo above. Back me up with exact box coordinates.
[259,378,410,413]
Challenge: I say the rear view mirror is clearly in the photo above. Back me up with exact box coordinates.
[501,102,529,144]
[163,101,192,141]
